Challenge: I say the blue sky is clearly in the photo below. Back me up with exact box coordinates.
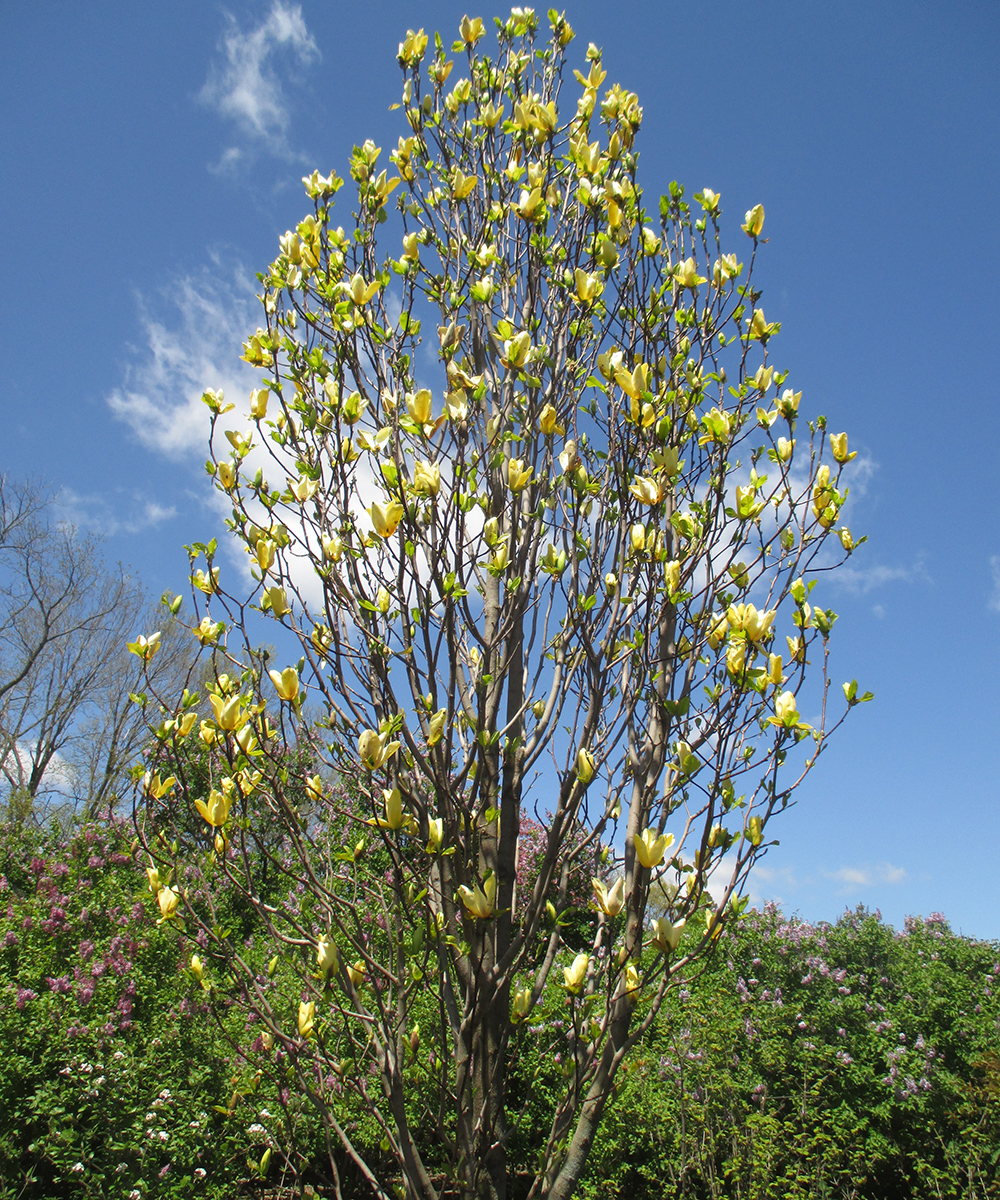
[2,1,998,935]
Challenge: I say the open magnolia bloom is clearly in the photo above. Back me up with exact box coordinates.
[457,873,497,920]
[133,12,869,1200]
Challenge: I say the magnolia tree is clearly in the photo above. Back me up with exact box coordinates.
[134,10,870,1199]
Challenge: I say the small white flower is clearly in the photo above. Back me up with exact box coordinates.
[129,1191,142,1200]
[157,1130,169,1143]
[145,1113,155,1122]
[194,1168,207,1180]
[248,1123,266,1136]
[259,1108,272,1119]
[113,1050,125,1060]
[189,1120,200,1129]
[71,1162,84,1173]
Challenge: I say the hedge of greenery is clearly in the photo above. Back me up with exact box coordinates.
[2,818,998,1199]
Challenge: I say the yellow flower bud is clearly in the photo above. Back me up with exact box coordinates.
[190,954,204,983]
[742,204,765,237]
[369,500,405,538]
[406,388,433,424]
[562,952,589,993]
[298,1000,315,1038]
[249,388,268,420]
[316,937,339,975]
[507,458,533,492]
[156,886,180,923]
[217,461,236,491]
[413,460,440,496]
[829,432,857,464]
[426,817,443,854]
[576,747,596,785]
[267,586,290,617]
[268,666,300,703]
[592,876,625,917]
[457,873,496,920]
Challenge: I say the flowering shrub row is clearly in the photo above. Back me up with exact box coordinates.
[2,816,998,1198]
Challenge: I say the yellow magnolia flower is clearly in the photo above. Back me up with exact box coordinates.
[778,388,801,418]
[146,866,162,894]
[210,692,244,732]
[289,475,318,503]
[574,268,602,302]
[728,603,775,643]
[190,954,204,983]
[427,708,447,746]
[839,527,855,552]
[706,613,729,651]
[401,232,419,262]
[830,432,857,464]
[195,787,232,828]
[156,886,180,923]
[504,330,531,368]
[664,559,681,595]
[576,747,596,785]
[563,952,589,993]
[144,772,176,800]
[369,787,404,830]
[413,460,440,496]
[426,817,443,854]
[406,388,433,424]
[538,403,564,436]
[727,637,747,678]
[630,522,646,553]
[624,961,640,1000]
[193,568,219,595]
[370,499,405,538]
[357,728,400,771]
[256,539,276,572]
[347,273,379,305]
[459,14,485,44]
[199,720,216,747]
[217,461,236,490]
[770,690,800,728]
[268,666,300,703]
[347,961,366,989]
[634,827,674,870]
[507,459,533,492]
[298,1000,315,1039]
[512,987,533,1020]
[652,915,685,952]
[768,653,784,685]
[192,616,221,646]
[629,475,665,506]
[742,203,765,237]
[674,256,707,289]
[267,586,291,617]
[249,388,268,419]
[316,937,339,975]
[592,876,625,917]
[615,362,650,401]
[127,632,161,662]
[457,873,496,920]
[747,815,764,846]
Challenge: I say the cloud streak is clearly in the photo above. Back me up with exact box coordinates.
[57,488,177,537]
[199,2,318,165]
[824,862,907,890]
[107,258,259,459]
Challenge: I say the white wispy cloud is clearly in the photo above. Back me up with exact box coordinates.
[199,2,318,165]
[989,556,1000,612]
[57,488,177,537]
[107,258,260,459]
[824,862,907,891]
[830,554,931,596]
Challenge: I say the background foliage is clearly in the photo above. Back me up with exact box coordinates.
[2,816,997,1198]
